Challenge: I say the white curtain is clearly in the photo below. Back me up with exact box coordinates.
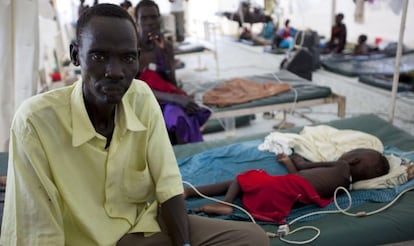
[0,0,39,151]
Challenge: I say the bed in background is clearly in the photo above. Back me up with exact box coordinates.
[358,74,414,92]
[263,46,289,55]
[174,114,414,246]
[174,42,220,78]
[321,53,414,77]
[185,70,345,128]
[320,43,414,64]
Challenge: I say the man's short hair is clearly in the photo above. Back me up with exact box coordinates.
[135,0,160,20]
[76,3,137,45]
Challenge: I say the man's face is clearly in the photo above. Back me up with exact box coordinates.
[335,15,343,24]
[72,16,139,105]
[136,5,161,40]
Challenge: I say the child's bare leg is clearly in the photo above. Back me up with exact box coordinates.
[194,179,242,215]
[223,179,242,203]
[195,203,234,215]
[184,180,233,199]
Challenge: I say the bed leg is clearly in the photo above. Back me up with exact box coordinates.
[337,95,346,118]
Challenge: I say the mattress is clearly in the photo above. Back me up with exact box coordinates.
[174,114,414,245]
[321,53,414,77]
[263,46,288,55]
[239,38,263,46]
[320,46,414,63]
[359,75,413,92]
[188,70,332,114]
[321,53,388,63]
[202,115,253,134]
[174,43,206,55]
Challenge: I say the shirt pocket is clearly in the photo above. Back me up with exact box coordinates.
[122,166,155,203]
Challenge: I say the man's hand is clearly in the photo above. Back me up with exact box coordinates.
[172,94,200,114]
[147,32,165,49]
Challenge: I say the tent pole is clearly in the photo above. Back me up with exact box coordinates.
[388,0,409,123]
[331,0,336,28]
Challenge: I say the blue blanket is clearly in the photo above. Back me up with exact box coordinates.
[178,140,414,224]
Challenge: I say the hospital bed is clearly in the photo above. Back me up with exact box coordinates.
[174,42,220,78]
[320,43,414,64]
[263,46,289,55]
[1,115,413,244]
[358,74,413,92]
[186,70,346,128]
[321,52,414,77]
[174,114,414,246]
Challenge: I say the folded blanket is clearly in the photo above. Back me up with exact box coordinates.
[202,78,291,107]
[259,125,411,190]
[258,125,384,162]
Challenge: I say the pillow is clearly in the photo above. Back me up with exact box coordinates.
[352,154,412,190]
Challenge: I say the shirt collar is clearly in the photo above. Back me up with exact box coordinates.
[71,80,146,147]
[119,87,147,135]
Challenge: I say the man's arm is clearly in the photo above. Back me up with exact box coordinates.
[145,90,190,245]
[154,36,177,86]
[1,127,64,245]
[153,91,200,114]
[160,195,191,246]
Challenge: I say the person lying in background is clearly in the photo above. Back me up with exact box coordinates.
[184,148,390,224]
[135,0,210,145]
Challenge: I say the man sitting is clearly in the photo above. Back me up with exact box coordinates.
[135,0,210,145]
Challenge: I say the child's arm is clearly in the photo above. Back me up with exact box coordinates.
[277,154,298,173]
[290,154,337,170]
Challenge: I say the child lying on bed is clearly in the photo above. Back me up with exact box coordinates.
[184,148,390,224]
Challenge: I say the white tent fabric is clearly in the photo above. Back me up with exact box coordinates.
[0,0,39,151]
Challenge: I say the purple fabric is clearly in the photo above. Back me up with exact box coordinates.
[161,102,211,144]
[156,48,168,78]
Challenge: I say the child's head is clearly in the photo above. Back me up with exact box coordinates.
[265,15,273,23]
[285,19,290,27]
[339,148,390,182]
[358,34,367,44]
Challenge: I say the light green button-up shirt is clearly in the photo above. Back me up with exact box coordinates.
[1,79,183,246]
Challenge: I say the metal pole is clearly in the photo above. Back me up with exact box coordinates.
[331,0,336,28]
[389,0,409,123]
